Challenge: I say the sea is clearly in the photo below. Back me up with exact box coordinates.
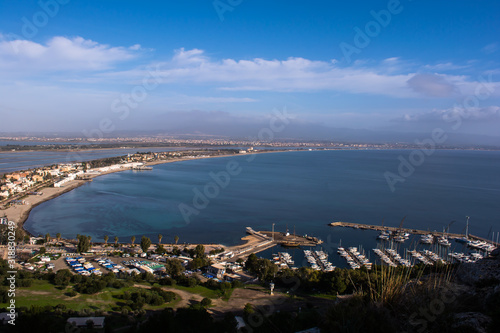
[19,149,500,268]
[0,147,198,175]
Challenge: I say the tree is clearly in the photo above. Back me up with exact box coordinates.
[200,298,212,308]
[189,257,209,270]
[53,269,72,286]
[174,235,179,245]
[131,235,136,245]
[140,236,152,253]
[165,259,185,278]
[77,235,91,253]
[244,303,254,316]
[114,236,119,246]
[56,233,61,242]
[156,244,167,255]
[45,233,51,243]
[194,244,205,258]
[158,234,163,245]
[104,235,109,245]
[39,247,46,254]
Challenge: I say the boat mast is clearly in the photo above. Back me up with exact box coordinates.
[465,216,470,239]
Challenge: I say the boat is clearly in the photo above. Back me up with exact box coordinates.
[420,234,434,244]
[377,231,390,240]
[437,236,451,247]
[394,235,406,243]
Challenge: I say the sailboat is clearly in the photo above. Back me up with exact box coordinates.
[456,216,471,244]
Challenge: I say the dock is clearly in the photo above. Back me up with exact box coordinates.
[330,221,499,246]
[224,227,323,263]
[133,166,153,170]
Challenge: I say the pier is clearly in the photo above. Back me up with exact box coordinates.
[223,228,323,262]
[330,221,499,246]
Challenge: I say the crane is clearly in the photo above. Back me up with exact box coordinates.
[445,220,455,235]
[398,216,406,232]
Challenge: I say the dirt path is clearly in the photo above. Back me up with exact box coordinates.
[212,286,275,310]
[133,284,204,308]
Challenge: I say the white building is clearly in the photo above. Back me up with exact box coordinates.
[208,263,226,278]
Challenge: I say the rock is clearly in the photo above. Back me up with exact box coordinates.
[452,312,492,333]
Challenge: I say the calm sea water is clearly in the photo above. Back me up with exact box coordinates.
[0,147,192,174]
[23,149,500,266]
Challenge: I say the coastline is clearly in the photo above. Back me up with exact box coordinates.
[1,150,290,236]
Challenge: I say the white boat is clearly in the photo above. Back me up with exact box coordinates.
[420,234,434,244]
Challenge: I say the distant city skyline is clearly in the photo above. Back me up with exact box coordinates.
[0,1,499,143]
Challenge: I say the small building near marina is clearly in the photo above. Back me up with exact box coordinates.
[208,263,226,279]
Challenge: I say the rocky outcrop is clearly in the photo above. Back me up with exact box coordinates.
[452,312,492,333]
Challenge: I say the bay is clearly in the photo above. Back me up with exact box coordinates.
[23,150,500,252]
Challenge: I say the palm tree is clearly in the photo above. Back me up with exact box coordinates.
[45,233,51,243]
[104,235,109,246]
[56,233,61,242]
[174,235,179,245]
[158,234,163,245]
[114,236,118,246]
[131,235,135,245]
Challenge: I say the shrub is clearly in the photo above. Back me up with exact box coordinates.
[201,298,212,307]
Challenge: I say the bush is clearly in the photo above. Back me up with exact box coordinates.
[17,279,33,287]
[159,277,176,286]
[200,298,212,307]
[74,276,107,294]
[231,280,243,288]
[66,289,77,297]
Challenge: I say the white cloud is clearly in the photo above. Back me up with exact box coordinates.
[150,49,416,98]
[0,35,139,72]
[423,62,470,71]
[482,43,499,54]
[137,49,500,99]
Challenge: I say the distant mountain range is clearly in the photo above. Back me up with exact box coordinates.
[2,110,500,147]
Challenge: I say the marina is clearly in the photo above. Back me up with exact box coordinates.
[272,252,295,269]
[303,250,335,272]
[337,246,373,270]
[330,221,500,247]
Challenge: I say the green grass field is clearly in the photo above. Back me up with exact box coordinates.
[169,284,219,299]
[0,279,235,311]
[0,280,181,311]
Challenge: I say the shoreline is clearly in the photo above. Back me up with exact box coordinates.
[1,150,290,238]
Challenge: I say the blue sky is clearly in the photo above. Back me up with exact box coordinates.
[0,0,499,141]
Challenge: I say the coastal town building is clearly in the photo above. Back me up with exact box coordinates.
[208,263,226,278]
[32,174,44,183]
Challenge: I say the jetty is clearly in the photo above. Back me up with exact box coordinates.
[133,166,153,170]
[330,221,499,246]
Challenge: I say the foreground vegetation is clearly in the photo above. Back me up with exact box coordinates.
[2,250,500,332]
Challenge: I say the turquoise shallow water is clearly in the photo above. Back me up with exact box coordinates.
[24,150,500,251]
